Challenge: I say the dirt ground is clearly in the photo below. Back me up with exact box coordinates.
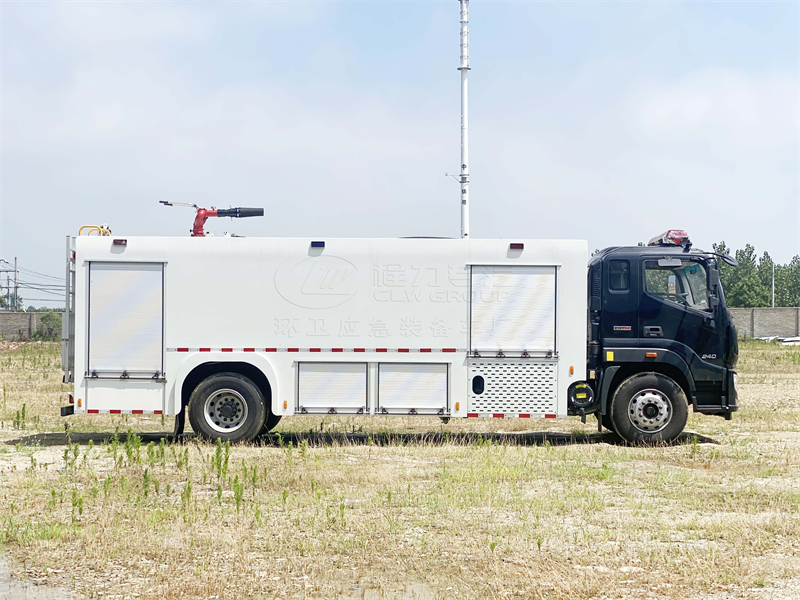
[0,341,798,599]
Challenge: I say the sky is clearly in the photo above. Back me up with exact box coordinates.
[1,0,798,307]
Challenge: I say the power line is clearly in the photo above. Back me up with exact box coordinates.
[0,260,62,282]
[17,267,63,282]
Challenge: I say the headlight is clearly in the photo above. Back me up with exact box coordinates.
[732,372,738,389]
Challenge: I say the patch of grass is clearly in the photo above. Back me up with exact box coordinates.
[0,341,798,598]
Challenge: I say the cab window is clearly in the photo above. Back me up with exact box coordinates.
[608,260,630,291]
[644,260,711,311]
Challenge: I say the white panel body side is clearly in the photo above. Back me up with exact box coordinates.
[552,242,588,416]
[378,363,448,413]
[72,258,88,413]
[88,262,163,374]
[84,380,164,412]
[298,363,367,413]
[72,236,587,418]
[471,266,556,352]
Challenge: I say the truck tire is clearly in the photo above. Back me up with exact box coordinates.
[259,412,282,436]
[188,372,266,443]
[609,372,688,444]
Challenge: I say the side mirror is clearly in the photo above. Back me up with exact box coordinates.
[709,268,720,289]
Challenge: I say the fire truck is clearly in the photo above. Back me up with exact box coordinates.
[58,3,739,444]
[60,216,738,444]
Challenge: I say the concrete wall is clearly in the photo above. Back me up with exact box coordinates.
[0,312,61,341]
[728,307,800,338]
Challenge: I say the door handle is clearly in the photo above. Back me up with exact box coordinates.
[644,326,663,338]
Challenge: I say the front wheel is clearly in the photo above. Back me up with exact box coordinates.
[188,373,267,443]
[609,373,688,444]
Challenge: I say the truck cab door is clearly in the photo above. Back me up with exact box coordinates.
[600,259,639,346]
[638,258,724,376]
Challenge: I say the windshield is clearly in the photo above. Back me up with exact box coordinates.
[644,259,711,311]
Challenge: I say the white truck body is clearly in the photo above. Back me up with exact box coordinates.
[64,235,588,422]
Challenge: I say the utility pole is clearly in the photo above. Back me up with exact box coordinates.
[771,262,775,308]
[14,257,18,311]
[458,0,470,239]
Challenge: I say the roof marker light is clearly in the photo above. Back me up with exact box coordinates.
[510,243,524,250]
[311,241,325,248]
[648,230,691,247]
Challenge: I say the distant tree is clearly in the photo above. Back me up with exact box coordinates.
[725,245,770,307]
[757,252,774,295]
[33,312,62,341]
[26,306,64,313]
[712,242,799,308]
[782,256,800,307]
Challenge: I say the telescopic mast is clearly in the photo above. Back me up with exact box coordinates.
[458,0,471,239]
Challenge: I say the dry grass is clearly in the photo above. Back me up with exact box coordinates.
[0,340,798,599]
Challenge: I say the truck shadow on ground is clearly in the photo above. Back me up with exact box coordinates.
[7,430,717,448]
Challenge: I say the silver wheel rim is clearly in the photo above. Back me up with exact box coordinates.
[203,389,248,433]
[628,388,672,434]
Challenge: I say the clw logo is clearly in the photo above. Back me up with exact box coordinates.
[301,262,355,295]
[275,256,360,309]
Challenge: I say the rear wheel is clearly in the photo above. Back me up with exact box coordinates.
[610,372,688,444]
[188,373,266,443]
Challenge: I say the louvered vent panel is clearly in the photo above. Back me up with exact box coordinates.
[468,361,557,414]
[591,266,601,297]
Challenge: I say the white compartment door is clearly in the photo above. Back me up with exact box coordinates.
[378,363,448,416]
[297,363,367,414]
[88,262,164,376]
[471,266,556,353]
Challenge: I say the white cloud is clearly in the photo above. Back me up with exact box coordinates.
[17,2,211,47]
[631,68,798,149]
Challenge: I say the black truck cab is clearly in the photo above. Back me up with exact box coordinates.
[573,230,738,443]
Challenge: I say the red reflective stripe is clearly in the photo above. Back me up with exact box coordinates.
[177,347,189,352]
[221,348,233,352]
[131,410,143,414]
[354,348,366,352]
[88,409,100,414]
[375,348,388,353]
[519,414,531,418]
[331,348,344,352]
[419,349,432,353]
[493,413,504,418]
[154,410,163,415]
[110,410,121,414]
[287,348,299,352]
[199,348,211,352]
[264,348,277,352]
[442,348,457,353]
[397,349,409,353]
[309,348,321,352]
[545,414,556,419]
[243,348,255,352]
[467,413,479,418]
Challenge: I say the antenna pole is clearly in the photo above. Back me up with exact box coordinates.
[458,0,470,239]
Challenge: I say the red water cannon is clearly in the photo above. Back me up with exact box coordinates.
[160,201,264,237]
